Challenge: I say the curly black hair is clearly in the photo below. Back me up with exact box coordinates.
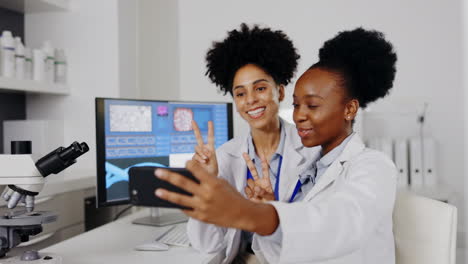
[311,28,397,108]
[205,23,300,95]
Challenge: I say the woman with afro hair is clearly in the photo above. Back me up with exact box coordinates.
[155,27,398,264]
[186,23,320,263]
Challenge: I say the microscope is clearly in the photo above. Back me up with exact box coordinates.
[0,141,89,261]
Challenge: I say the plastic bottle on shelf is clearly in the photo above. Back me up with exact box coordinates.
[1,31,15,78]
[24,48,32,80]
[42,40,54,83]
[33,49,46,82]
[14,37,25,80]
[54,49,67,84]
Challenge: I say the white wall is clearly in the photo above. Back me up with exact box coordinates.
[138,0,179,101]
[24,0,121,179]
[118,0,138,99]
[463,0,468,255]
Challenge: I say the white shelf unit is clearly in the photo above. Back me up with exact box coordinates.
[0,0,70,95]
[0,77,69,95]
[0,0,68,13]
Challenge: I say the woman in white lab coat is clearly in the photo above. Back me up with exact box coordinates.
[155,27,398,264]
[185,23,319,263]
[188,120,318,263]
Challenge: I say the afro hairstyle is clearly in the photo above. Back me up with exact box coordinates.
[205,23,300,95]
[311,27,397,108]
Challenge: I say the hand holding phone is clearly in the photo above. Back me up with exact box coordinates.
[129,166,199,209]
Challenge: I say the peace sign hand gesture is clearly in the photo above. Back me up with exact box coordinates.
[192,120,219,176]
[242,153,275,202]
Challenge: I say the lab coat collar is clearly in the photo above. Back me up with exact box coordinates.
[304,133,365,201]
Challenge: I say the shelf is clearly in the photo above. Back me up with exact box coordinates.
[0,77,69,95]
[0,0,68,13]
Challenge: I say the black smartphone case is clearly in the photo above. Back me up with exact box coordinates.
[128,166,199,209]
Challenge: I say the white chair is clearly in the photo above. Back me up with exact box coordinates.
[393,191,457,264]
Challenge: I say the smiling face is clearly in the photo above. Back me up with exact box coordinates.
[232,64,284,131]
[293,67,358,154]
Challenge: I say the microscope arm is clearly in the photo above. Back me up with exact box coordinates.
[0,141,88,212]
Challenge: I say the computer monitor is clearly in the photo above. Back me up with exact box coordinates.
[95,98,233,212]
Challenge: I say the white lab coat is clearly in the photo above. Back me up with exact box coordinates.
[259,133,397,264]
[187,119,319,264]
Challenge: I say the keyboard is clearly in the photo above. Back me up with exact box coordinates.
[157,223,190,247]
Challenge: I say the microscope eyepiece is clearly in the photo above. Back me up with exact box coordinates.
[59,142,89,161]
[35,141,89,177]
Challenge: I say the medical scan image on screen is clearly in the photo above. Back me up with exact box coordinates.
[101,99,230,203]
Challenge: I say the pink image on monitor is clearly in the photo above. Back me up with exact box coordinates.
[173,108,194,131]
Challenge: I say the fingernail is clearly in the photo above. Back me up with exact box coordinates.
[154,169,164,178]
[155,189,164,197]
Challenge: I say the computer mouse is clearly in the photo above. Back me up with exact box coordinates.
[134,241,170,251]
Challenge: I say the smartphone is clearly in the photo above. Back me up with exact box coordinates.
[128,166,199,209]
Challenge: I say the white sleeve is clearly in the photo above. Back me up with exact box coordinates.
[271,153,397,263]
[251,222,283,263]
[187,218,228,253]
[186,147,232,253]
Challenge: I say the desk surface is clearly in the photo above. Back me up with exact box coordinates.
[40,209,221,264]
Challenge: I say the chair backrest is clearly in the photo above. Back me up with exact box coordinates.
[393,191,457,264]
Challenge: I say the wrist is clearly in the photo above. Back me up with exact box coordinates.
[236,200,279,236]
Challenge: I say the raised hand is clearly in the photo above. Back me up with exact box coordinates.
[192,120,218,176]
[242,153,275,202]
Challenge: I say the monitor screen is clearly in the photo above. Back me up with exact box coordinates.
[95,98,233,207]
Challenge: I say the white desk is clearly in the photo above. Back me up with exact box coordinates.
[39,209,223,264]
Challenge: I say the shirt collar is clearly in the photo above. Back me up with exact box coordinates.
[316,132,355,169]
[247,119,285,160]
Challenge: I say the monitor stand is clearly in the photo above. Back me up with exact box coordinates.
[132,208,188,226]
